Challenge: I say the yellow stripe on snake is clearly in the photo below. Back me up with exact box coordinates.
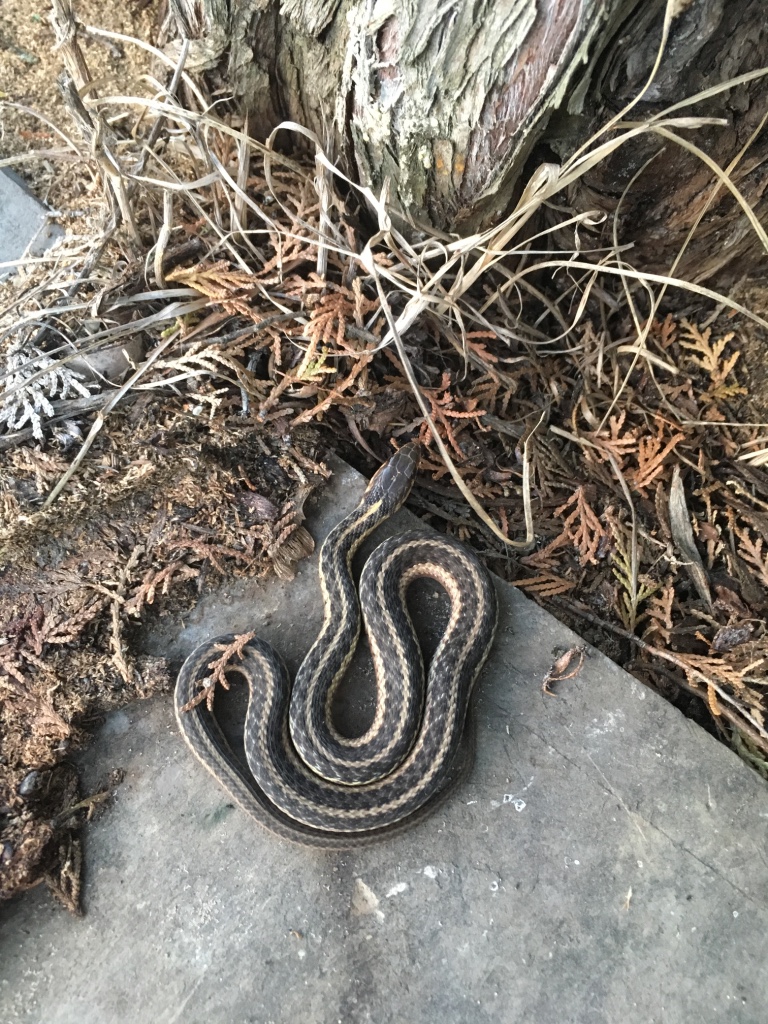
[175,442,498,847]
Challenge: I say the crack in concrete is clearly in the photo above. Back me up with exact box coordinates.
[645,818,764,911]
[504,720,768,912]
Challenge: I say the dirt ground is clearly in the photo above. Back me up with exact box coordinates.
[1,0,157,210]
[0,0,330,898]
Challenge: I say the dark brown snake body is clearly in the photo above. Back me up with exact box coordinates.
[175,443,497,846]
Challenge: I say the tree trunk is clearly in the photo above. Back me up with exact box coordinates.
[167,0,768,284]
[568,0,768,285]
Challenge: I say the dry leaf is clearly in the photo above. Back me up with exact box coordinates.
[669,465,712,608]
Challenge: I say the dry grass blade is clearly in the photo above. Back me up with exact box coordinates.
[368,260,538,549]
[42,329,185,507]
[669,466,713,608]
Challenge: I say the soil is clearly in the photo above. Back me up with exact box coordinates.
[0,11,331,895]
[0,0,158,254]
[730,280,768,420]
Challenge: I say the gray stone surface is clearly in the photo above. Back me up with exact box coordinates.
[0,170,63,279]
[3,459,767,1024]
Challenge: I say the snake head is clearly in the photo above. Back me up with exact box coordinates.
[365,441,422,510]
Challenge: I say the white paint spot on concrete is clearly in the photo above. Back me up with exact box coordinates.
[503,795,526,812]
[586,710,626,736]
[733,911,739,919]
[423,865,438,880]
[386,882,408,898]
[350,878,384,921]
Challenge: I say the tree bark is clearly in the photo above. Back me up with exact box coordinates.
[566,0,768,284]
[167,0,768,283]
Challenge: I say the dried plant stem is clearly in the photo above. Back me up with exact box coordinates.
[369,262,537,550]
[43,328,184,507]
[50,0,95,95]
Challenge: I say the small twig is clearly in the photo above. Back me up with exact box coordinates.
[53,789,112,827]
[58,73,140,244]
[49,0,94,96]
[368,260,538,550]
[43,329,183,508]
[153,190,174,288]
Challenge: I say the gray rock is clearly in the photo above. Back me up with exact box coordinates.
[0,170,64,280]
[2,459,766,1024]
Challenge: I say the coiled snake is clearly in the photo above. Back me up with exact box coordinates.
[175,442,498,847]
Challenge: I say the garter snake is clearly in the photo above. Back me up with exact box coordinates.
[175,442,498,847]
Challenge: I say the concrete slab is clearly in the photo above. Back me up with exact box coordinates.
[0,170,64,279]
[2,459,767,1024]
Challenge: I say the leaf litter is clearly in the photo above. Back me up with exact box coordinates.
[1,3,768,908]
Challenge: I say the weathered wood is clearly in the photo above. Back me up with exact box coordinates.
[167,0,768,281]
[567,0,768,283]
[168,0,650,229]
